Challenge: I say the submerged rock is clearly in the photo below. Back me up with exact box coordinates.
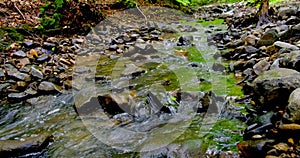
[121,64,145,78]
[0,133,53,157]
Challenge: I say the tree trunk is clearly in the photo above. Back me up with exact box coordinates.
[257,0,271,27]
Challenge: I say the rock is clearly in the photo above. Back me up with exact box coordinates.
[0,133,53,157]
[0,69,5,80]
[36,54,49,62]
[274,41,299,51]
[257,29,278,47]
[13,50,26,58]
[74,66,90,74]
[19,58,30,67]
[15,81,27,90]
[72,38,84,45]
[30,66,43,79]
[7,92,28,101]
[38,81,62,92]
[245,45,260,54]
[273,143,289,152]
[212,63,226,72]
[174,50,188,56]
[244,34,259,46]
[24,87,37,95]
[43,42,56,50]
[7,71,31,82]
[251,68,300,108]
[278,7,297,19]
[278,123,300,131]
[283,88,300,123]
[281,50,300,71]
[0,83,10,92]
[237,139,275,158]
[109,44,118,50]
[253,60,270,75]
[177,36,193,46]
[121,64,145,77]
[23,41,40,48]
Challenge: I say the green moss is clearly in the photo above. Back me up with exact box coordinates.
[198,19,224,26]
[186,46,206,62]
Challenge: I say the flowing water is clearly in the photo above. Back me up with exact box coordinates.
[0,7,246,157]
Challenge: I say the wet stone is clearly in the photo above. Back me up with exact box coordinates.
[72,38,84,45]
[0,133,53,157]
[13,50,26,58]
[8,92,28,100]
[38,81,62,92]
[121,64,145,77]
[74,66,90,74]
[212,63,226,73]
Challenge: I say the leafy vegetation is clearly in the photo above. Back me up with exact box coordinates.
[38,0,103,36]
[117,0,136,8]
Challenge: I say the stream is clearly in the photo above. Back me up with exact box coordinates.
[0,6,247,157]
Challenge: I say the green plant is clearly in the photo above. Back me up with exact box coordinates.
[118,0,136,8]
[38,0,64,31]
[176,0,191,6]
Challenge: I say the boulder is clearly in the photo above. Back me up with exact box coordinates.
[283,88,300,123]
[251,68,300,109]
[257,29,278,47]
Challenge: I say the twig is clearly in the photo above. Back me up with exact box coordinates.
[135,2,147,24]
[13,2,26,20]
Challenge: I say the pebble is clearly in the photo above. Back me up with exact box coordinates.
[13,50,27,58]
[30,66,43,79]
[37,54,49,62]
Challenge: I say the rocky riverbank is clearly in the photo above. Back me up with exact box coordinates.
[202,1,300,157]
